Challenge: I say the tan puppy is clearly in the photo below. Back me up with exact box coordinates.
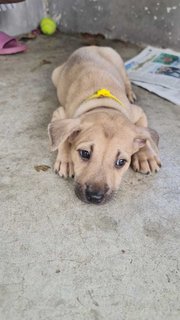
[48,46,161,204]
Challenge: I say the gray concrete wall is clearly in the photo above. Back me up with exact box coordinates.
[0,0,45,36]
[49,0,180,49]
[0,0,179,49]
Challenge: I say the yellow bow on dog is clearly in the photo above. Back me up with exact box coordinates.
[87,88,126,108]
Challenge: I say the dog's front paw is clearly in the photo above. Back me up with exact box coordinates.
[127,89,137,103]
[131,146,161,175]
[54,159,74,178]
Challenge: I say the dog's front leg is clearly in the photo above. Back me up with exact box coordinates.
[54,141,74,178]
[51,106,66,121]
[50,106,74,178]
[130,105,161,174]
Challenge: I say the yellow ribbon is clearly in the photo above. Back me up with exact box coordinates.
[87,88,126,108]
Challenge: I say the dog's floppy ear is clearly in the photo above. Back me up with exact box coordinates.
[48,118,81,151]
[133,126,152,153]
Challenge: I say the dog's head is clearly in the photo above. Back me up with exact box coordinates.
[48,110,151,204]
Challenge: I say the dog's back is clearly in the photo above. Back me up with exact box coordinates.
[52,46,128,115]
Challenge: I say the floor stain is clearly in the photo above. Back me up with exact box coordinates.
[34,164,51,172]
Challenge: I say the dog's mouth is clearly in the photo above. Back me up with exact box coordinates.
[74,182,114,204]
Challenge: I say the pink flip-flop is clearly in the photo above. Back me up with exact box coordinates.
[0,31,27,55]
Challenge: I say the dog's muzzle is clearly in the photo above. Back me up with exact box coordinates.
[75,182,111,204]
[85,185,105,204]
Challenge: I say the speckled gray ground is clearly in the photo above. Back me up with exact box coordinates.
[0,33,180,320]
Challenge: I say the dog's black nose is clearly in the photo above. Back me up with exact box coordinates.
[85,185,105,204]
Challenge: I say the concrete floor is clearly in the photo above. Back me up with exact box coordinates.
[0,33,180,320]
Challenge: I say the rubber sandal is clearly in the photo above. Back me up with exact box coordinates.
[0,31,27,55]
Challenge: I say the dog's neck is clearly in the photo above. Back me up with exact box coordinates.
[73,97,130,118]
[85,105,121,114]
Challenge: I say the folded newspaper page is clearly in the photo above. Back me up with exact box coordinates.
[125,46,180,105]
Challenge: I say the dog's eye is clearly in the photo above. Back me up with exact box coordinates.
[115,159,127,168]
[78,149,91,160]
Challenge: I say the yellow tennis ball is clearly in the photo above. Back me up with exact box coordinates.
[40,17,57,36]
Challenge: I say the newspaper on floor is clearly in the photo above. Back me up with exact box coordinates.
[125,46,180,105]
